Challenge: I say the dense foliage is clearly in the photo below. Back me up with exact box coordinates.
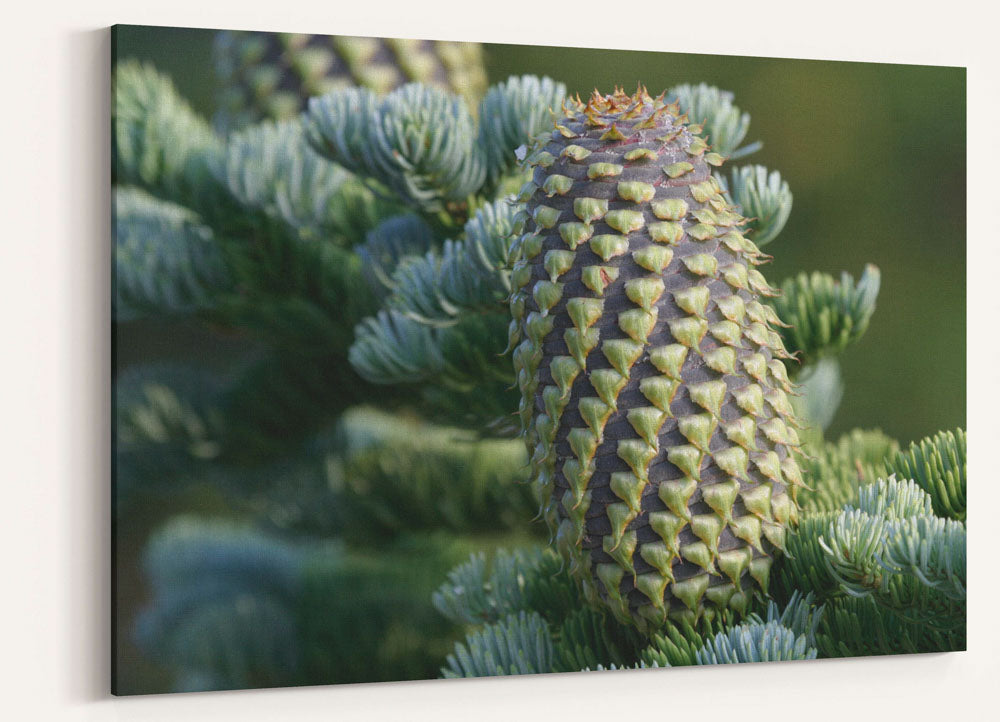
[113,34,965,693]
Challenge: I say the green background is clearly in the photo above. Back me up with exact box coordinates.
[114,25,966,445]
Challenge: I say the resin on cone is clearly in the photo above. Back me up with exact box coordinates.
[508,87,805,628]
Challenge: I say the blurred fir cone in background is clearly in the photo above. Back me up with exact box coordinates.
[213,31,488,133]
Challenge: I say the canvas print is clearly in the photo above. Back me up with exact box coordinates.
[111,24,967,695]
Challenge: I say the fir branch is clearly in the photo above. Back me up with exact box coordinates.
[477,75,568,186]
[667,83,756,159]
[769,265,881,368]
[553,605,638,673]
[796,428,899,514]
[432,548,542,626]
[216,230,375,354]
[816,595,964,657]
[329,407,535,539]
[765,591,824,646]
[724,165,792,246]
[298,534,485,685]
[304,86,378,176]
[882,428,966,521]
[349,310,518,432]
[306,84,486,211]
[432,544,645,675]
[144,527,484,690]
[349,309,447,383]
[882,515,966,602]
[441,611,555,678]
[215,119,395,243]
[583,662,650,671]
[358,214,437,298]
[803,473,964,638]
[114,363,226,508]
[849,475,935,520]
[519,549,593,625]
[639,622,712,668]
[113,61,227,214]
[780,466,966,650]
[135,517,306,692]
[818,508,890,597]
[113,187,231,321]
[114,62,389,349]
[388,198,516,325]
[641,612,819,667]
[776,511,843,600]
[694,621,818,664]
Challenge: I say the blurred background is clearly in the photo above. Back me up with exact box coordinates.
[113,25,965,694]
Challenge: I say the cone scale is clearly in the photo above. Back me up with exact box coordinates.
[509,88,804,628]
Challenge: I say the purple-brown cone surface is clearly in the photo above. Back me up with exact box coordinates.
[508,87,805,628]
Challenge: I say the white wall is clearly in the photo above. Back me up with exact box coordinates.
[1,1,995,719]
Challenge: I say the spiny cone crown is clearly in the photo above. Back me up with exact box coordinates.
[508,87,805,629]
[213,31,488,131]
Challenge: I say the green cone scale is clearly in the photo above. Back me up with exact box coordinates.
[213,31,488,132]
[509,88,805,629]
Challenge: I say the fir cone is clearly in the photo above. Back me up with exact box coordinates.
[509,87,805,628]
[213,31,488,133]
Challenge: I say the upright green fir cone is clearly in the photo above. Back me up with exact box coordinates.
[213,31,488,132]
[508,87,805,629]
